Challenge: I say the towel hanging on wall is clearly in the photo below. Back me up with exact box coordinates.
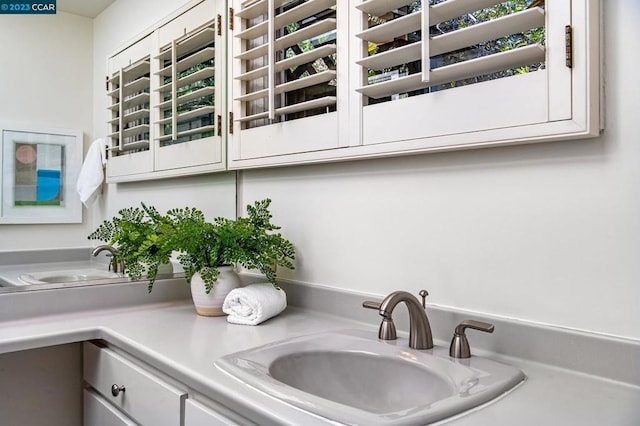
[76,138,107,207]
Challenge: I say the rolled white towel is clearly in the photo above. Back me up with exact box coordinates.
[222,283,286,325]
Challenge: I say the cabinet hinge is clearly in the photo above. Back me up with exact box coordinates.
[229,112,234,134]
[217,14,222,36]
[105,75,108,91]
[565,25,573,68]
[217,114,222,136]
[229,7,234,31]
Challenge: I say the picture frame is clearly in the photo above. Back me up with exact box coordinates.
[0,123,83,224]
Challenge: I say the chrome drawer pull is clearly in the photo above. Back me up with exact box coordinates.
[111,384,126,397]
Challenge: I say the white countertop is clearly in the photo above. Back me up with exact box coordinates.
[0,300,638,425]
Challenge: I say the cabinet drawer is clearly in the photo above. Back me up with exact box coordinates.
[83,341,186,426]
[84,389,137,426]
[185,399,238,426]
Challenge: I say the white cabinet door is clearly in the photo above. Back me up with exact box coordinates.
[84,389,137,426]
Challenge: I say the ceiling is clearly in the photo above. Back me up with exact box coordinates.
[57,0,116,18]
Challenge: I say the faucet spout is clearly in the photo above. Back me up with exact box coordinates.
[91,245,125,274]
[378,291,434,350]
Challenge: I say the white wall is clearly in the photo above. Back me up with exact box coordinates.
[0,0,235,250]
[238,1,640,341]
[0,12,94,250]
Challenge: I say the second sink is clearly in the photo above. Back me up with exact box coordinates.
[18,268,122,285]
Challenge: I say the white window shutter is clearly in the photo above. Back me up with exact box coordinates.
[107,57,151,154]
[155,23,217,147]
[354,0,579,148]
[231,0,344,161]
[356,1,546,99]
[234,0,338,126]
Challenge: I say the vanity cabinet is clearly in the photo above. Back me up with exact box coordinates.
[228,0,601,169]
[106,0,228,182]
[83,341,249,426]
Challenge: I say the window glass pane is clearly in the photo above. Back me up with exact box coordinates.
[363,0,546,105]
[158,25,216,148]
[237,0,338,129]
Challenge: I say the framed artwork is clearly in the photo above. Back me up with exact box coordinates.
[0,124,83,224]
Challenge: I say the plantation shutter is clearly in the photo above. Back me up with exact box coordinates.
[355,0,572,147]
[153,14,224,171]
[106,36,154,177]
[356,0,546,98]
[155,24,216,146]
[107,58,151,155]
[232,0,343,160]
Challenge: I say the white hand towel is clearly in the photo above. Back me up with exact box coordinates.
[223,283,287,325]
[76,138,107,207]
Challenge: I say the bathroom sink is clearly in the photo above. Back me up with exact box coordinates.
[270,349,454,414]
[18,268,122,285]
[216,329,525,425]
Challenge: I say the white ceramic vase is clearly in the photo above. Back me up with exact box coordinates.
[190,266,240,316]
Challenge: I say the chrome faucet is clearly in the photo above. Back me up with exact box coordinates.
[91,245,125,273]
[363,290,434,350]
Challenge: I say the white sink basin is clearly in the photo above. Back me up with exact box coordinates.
[216,329,525,425]
[18,268,122,284]
[270,349,454,414]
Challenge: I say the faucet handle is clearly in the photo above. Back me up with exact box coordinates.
[449,320,495,359]
[362,301,381,310]
[362,300,397,341]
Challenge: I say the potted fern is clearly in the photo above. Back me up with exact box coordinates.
[88,204,174,287]
[89,199,295,316]
[167,199,295,316]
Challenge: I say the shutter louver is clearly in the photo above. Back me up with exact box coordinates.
[356,0,546,101]
[235,0,338,129]
[107,58,151,155]
[155,24,216,146]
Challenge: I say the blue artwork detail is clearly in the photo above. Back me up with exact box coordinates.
[36,169,61,201]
